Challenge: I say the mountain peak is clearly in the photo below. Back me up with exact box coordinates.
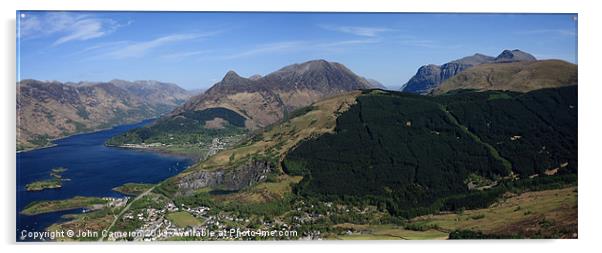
[450,53,495,65]
[265,59,372,91]
[277,59,333,75]
[175,59,372,128]
[220,70,250,84]
[224,70,241,79]
[495,49,536,63]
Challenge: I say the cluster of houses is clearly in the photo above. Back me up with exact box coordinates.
[205,137,229,157]
[109,192,385,241]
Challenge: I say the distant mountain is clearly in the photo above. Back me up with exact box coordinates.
[248,74,263,80]
[494,49,537,63]
[402,49,536,94]
[16,79,194,150]
[366,78,387,89]
[108,79,192,107]
[432,59,577,95]
[172,59,373,129]
[107,59,373,149]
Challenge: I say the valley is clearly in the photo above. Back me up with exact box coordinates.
[17,56,578,241]
[17,79,198,151]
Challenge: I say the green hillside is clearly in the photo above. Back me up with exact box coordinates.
[106,107,247,146]
[283,86,577,217]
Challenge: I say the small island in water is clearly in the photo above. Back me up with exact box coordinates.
[25,167,68,191]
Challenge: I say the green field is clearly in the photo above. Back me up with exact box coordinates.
[167,211,203,228]
[332,224,448,240]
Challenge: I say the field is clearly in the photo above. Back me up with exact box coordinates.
[411,186,577,238]
[331,224,448,240]
[167,211,203,228]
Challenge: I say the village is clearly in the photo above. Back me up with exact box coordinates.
[108,200,316,241]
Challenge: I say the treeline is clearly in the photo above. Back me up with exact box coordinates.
[106,107,247,145]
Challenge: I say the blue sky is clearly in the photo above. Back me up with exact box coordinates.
[17,12,577,90]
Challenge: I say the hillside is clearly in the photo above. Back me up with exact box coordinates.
[16,79,194,150]
[287,87,576,214]
[156,86,576,219]
[107,60,373,150]
[431,60,577,95]
[402,49,536,94]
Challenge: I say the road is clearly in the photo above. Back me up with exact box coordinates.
[98,184,157,241]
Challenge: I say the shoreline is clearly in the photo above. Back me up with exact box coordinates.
[17,118,157,153]
[107,144,202,162]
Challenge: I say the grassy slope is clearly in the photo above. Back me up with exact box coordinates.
[157,91,361,207]
[433,60,577,95]
[411,186,577,238]
[331,186,576,240]
[195,91,360,171]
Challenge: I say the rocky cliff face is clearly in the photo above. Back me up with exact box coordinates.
[402,50,535,94]
[17,79,194,150]
[402,64,442,93]
[175,160,274,195]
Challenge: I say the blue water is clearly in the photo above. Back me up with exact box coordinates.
[16,119,193,241]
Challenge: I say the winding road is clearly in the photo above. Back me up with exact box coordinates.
[98,184,157,241]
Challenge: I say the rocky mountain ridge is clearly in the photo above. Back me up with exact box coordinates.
[402,49,537,94]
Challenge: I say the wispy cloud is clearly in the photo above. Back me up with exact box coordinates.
[19,12,123,46]
[161,50,212,60]
[104,34,202,59]
[515,29,577,36]
[87,31,220,59]
[316,38,380,47]
[221,41,307,59]
[397,37,461,49]
[220,38,380,60]
[319,24,395,37]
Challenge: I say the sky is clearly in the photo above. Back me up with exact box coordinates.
[17,12,577,90]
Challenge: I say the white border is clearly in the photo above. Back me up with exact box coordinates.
[2,1,601,253]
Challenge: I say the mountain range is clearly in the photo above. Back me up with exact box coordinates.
[20,52,579,239]
[431,59,577,95]
[107,59,378,148]
[17,79,196,150]
[402,49,538,94]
